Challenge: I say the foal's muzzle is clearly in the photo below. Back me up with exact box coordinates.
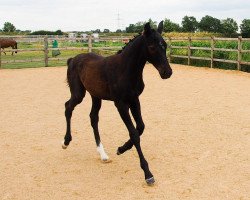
[158,66,172,79]
[160,69,172,79]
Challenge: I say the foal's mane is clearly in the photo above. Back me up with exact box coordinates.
[117,33,142,54]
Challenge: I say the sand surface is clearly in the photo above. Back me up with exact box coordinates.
[0,64,249,200]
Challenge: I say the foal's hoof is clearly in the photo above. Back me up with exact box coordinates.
[117,149,121,155]
[116,147,124,155]
[146,177,155,186]
[101,158,112,163]
[61,141,68,149]
[100,155,110,163]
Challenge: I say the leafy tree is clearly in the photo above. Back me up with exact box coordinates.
[29,30,62,35]
[24,30,32,33]
[3,22,16,32]
[240,19,250,38]
[182,16,198,32]
[55,30,63,35]
[103,29,110,33]
[221,18,238,37]
[125,21,144,33]
[199,15,223,33]
[125,24,136,33]
[163,18,181,32]
[116,29,122,33]
[93,29,101,33]
[133,21,145,33]
[125,19,157,33]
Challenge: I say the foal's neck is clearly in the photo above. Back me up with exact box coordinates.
[121,36,147,77]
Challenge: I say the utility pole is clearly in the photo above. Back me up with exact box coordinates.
[117,12,122,30]
[116,12,123,41]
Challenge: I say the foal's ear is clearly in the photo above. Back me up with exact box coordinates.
[143,22,151,36]
[157,21,164,34]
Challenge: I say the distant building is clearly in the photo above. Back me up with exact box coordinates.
[68,32,99,43]
[92,33,99,42]
[80,33,88,42]
[68,32,77,42]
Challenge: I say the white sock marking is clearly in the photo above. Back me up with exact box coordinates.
[62,141,68,149]
[97,143,109,161]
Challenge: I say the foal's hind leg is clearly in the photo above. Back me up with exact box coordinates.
[90,96,109,162]
[62,88,86,149]
[117,98,145,155]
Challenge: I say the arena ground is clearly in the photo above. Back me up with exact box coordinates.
[0,64,249,200]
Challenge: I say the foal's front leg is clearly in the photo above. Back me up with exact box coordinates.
[117,98,145,155]
[115,101,154,185]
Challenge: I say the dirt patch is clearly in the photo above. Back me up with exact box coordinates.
[0,64,249,200]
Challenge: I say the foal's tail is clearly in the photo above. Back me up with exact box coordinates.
[66,57,85,98]
[66,57,73,86]
[66,57,82,87]
[67,57,73,66]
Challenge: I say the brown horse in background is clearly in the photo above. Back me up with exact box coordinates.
[0,39,18,55]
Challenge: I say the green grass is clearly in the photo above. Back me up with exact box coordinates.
[1,49,87,69]
[1,38,250,72]
[1,39,123,69]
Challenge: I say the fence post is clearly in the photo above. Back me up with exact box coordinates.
[44,36,49,67]
[237,36,242,71]
[88,35,92,53]
[210,36,214,68]
[187,37,191,65]
[0,44,1,69]
[168,37,172,63]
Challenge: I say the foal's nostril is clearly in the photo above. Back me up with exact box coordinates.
[168,70,173,77]
[161,69,172,79]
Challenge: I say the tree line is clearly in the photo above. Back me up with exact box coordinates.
[0,22,64,36]
[1,15,250,37]
[125,16,250,37]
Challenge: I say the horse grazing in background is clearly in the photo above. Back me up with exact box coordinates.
[62,21,172,185]
[0,39,18,55]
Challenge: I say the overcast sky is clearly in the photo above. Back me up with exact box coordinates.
[0,0,249,31]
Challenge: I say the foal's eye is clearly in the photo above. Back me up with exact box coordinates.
[159,42,165,50]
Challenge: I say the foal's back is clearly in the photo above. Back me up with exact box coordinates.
[69,52,121,100]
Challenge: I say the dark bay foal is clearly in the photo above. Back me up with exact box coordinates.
[62,21,172,185]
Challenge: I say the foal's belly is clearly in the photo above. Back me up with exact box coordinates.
[80,66,112,100]
[85,80,112,100]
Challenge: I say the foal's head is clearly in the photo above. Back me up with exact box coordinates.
[143,21,172,79]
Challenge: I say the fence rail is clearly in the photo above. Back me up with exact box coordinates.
[0,36,250,70]
[167,36,250,70]
[0,36,123,67]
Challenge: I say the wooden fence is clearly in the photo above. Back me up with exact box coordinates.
[0,36,250,70]
[168,36,250,71]
[0,36,123,68]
